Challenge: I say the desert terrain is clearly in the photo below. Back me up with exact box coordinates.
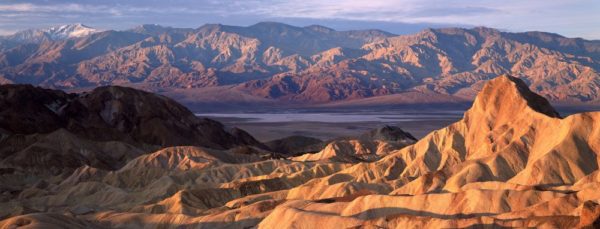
[2,0,600,227]
[1,75,600,228]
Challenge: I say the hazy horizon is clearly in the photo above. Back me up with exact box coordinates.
[0,0,599,39]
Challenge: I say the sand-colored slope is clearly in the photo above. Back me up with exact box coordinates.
[3,74,600,228]
[292,139,409,163]
[0,143,353,227]
[300,75,599,192]
[292,126,416,163]
[258,75,600,228]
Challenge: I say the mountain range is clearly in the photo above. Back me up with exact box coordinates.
[1,22,600,108]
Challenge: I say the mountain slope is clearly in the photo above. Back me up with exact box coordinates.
[0,84,265,176]
[2,23,600,104]
[239,27,600,103]
[258,75,600,226]
[258,74,600,228]
[0,84,262,148]
[2,74,600,228]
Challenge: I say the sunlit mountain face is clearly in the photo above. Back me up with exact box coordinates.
[1,1,600,228]
[1,22,600,107]
[2,75,600,228]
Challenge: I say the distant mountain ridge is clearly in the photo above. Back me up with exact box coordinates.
[1,22,600,106]
[1,24,100,45]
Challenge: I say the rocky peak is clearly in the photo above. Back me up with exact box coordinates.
[360,125,418,142]
[48,23,98,39]
[133,24,193,38]
[415,28,439,41]
[305,25,336,34]
[4,23,99,45]
[472,26,501,37]
[130,24,171,35]
[249,22,301,31]
[468,75,560,118]
[195,23,226,35]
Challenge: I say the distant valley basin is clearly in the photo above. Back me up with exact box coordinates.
[197,109,464,141]
[197,106,600,141]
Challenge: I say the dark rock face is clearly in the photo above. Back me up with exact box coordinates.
[264,135,325,156]
[500,75,560,118]
[360,125,418,142]
[0,84,262,149]
[0,84,267,173]
[264,126,418,158]
[0,84,74,134]
[229,127,269,149]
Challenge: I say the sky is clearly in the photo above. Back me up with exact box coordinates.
[0,0,599,39]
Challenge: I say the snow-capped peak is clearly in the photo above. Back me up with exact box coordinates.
[6,23,101,43]
[44,23,99,39]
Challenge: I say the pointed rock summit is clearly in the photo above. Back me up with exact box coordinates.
[256,75,600,227]
[360,125,417,142]
[469,74,560,119]
[364,74,599,188]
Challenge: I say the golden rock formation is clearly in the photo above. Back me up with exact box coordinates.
[2,75,600,228]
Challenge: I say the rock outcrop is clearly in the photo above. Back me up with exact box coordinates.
[0,84,260,149]
[292,125,417,163]
[259,74,600,228]
[0,84,264,177]
[264,135,324,156]
[2,74,600,228]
